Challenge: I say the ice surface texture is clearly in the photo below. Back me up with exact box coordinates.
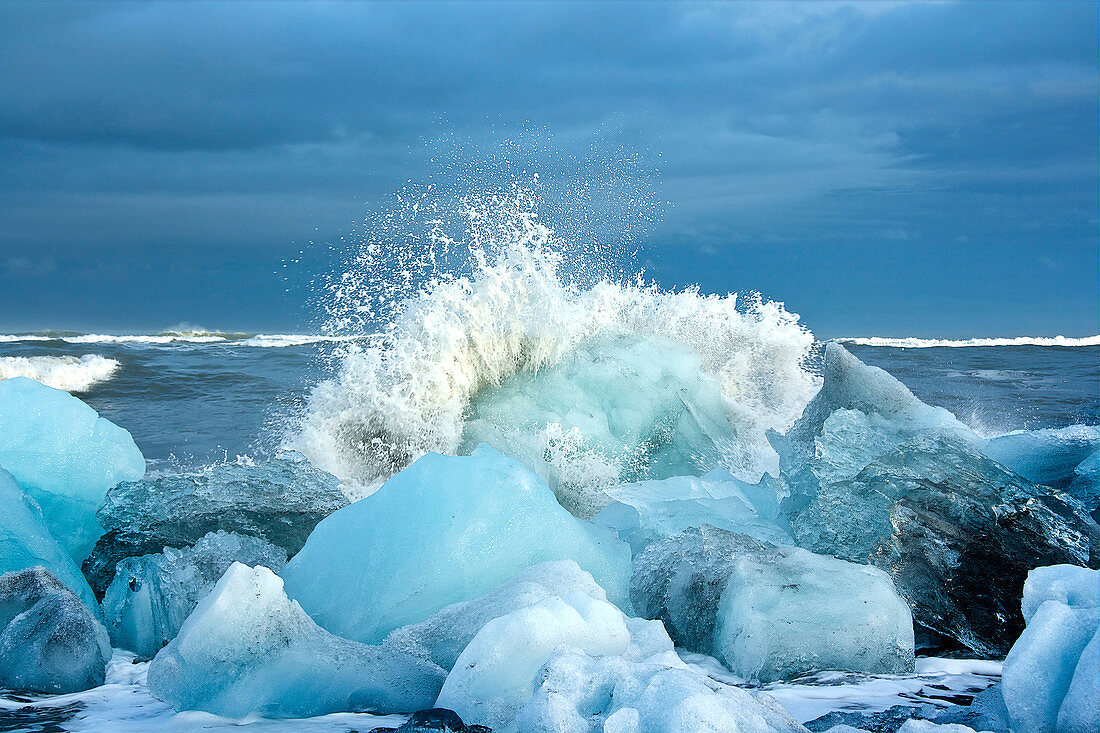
[282,446,631,644]
[0,567,110,693]
[984,425,1099,489]
[1001,564,1099,733]
[383,560,610,673]
[460,334,740,517]
[148,563,445,718]
[85,452,345,596]
[102,531,287,658]
[0,467,99,612]
[513,650,809,733]
[0,377,145,562]
[593,468,792,553]
[630,526,914,682]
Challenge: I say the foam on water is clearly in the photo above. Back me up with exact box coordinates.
[286,185,819,493]
[838,335,1100,348]
[0,355,119,392]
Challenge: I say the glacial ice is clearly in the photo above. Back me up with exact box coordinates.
[715,544,914,683]
[282,446,631,644]
[85,451,345,596]
[0,376,145,562]
[383,560,611,672]
[102,531,287,658]
[1001,564,1099,733]
[148,563,445,718]
[0,467,100,613]
[769,343,978,515]
[983,425,1099,488]
[460,334,740,517]
[1068,450,1099,511]
[629,525,914,682]
[593,468,792,553]
[0,567,111,693]
[863,436,1097,656]
[513,650,809,733]
[434,591,631,729]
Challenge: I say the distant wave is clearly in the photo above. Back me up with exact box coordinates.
[0,354,119,392]
[836,335,1100,348]
[0,332,360,347]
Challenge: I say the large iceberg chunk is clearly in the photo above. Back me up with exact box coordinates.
[1067,450,1099,511]
[102,530,287,658]
[383,560,610,672]
[714,544,914,682]
[0,377,145,561]
[863,437,1098,656]
[0,566,111,693]
[434,591,631,730]
[593,469,792,553]
[282,446,631,644]
[630,525,913,682]
[85,452,345,596]
[148,563,445,718]
[513,650,809,733]
[769,343,978,515]
[460,335,740,517]
[1001,564,1099,733]
[0,467,99,612]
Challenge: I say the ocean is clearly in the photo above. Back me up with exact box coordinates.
[1,333,1095,473]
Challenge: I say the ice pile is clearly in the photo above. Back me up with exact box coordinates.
[85,452,345,595]
[630,525,914,682]
[1001,564,1098,733]
[0,566,110,693]
[775,344,1098,656]
[0,376,145,562]
[148,563,444,718]
[282,446,631,643]
[102,531,287,658]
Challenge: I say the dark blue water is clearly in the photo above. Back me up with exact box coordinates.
[1,336,1096,469]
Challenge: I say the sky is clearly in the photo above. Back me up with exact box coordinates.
[0,1,1096,337]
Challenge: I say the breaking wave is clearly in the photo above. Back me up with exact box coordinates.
[837,335,1100,348]
[287,184,820,498]
[0,332,358,347]
[0,354,119,392]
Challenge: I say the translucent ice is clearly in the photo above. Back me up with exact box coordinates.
[0,377,145,561]
[714,544,914,683]
[983,425,1099,488]
[0,467,99,612]
[85,451,345,596]
[864,437,1097,657]
[1001,565,1099,733]
[513,650,809,733]
[102,531,287,658]
[0,567,111,693]
[434,591,631,729]
[460,334,741,517]
[148,563,445,718]
[630,525,914,682]
[383,560,611,672]
[282,446,631,644]
[593,468,792,553]
[1067,450,1099,510]
[769,343,978,514]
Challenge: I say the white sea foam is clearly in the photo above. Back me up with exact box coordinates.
[0,354,119,392]
[0,332,355,347]
[837,335,1100,348]
[288,185,820,492]
[240,334,362,348]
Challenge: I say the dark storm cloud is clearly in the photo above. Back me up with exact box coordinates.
[0,1,1095,334]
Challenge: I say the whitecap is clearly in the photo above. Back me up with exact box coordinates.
[0,354,119,392]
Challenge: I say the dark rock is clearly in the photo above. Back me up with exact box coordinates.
[0,567,111,694]
[83,454,346,597]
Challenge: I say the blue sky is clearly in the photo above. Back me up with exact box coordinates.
[0,1,1096,337]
